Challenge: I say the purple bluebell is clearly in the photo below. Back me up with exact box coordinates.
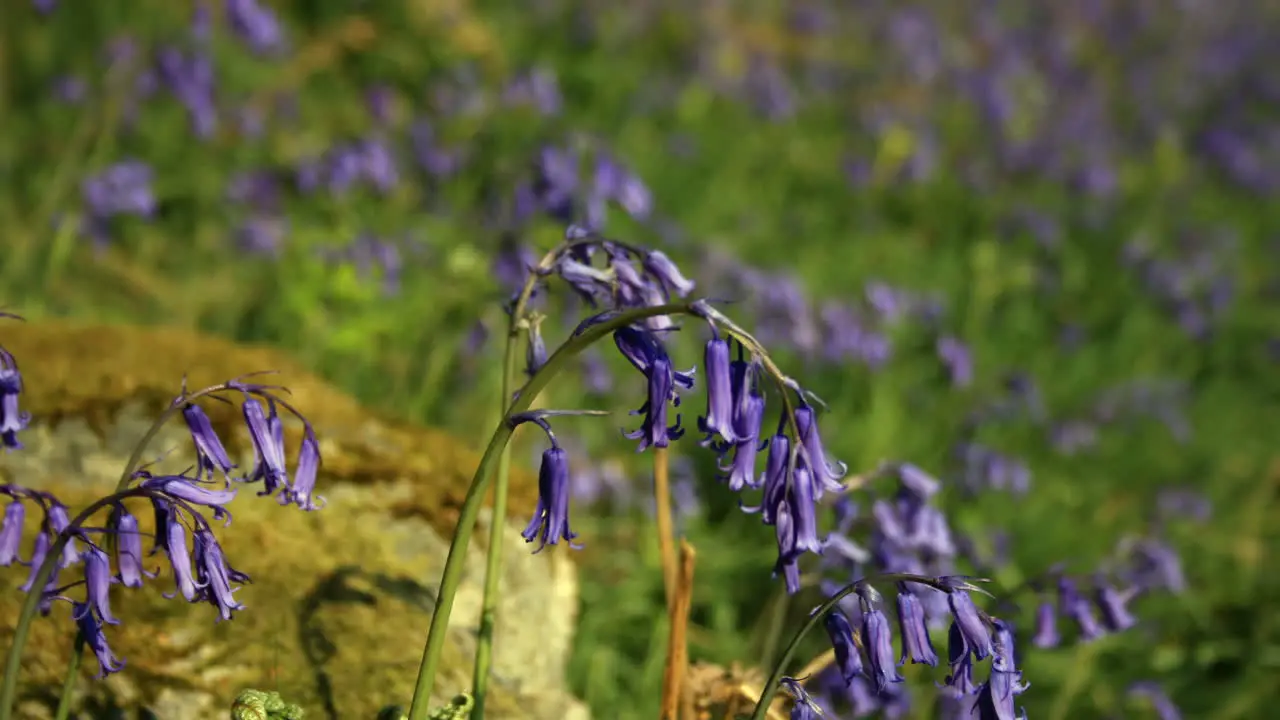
[1058,576,1106,640]
[74,601,125,677]
[941,579,992,660]
[896,582,938,665]
[1094,578,1138,632]
[160,513,202,602]
[941,621,979,698]
[193,528,247,620]
[789,466,824,555]
[825,610,864,685]
[242,396,289,496]
[226,0,284,55]
[937,336,973,388]
[794,404,847,497]
[19,530,52,592]
[138,473,237,508]
[110,505,154,588]
[1126,538,1187,593]
[612,326,695,390]
[46,500,81,567]
[781,677,822,720]
[82,545,121,625]
[0,352,29,449]
[861,598,905,691]
[772,500,802,594]
[182,402,236,482]
[698,336,738,444]
[643,251,694,297]
[745,430,790,525]
[717,363,766,491]
[1128,682,1182,720]
[975,619,1028,720]
[522,445,579,552]
[287,432,324,511]
[0,499,25,565]
[526,321,549,376]
[1031,600,1060,648]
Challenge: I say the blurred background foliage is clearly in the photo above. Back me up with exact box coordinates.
[1,0,1278,718]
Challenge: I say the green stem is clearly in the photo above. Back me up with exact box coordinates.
[469,320,522,719]
[407,302,694,720]
[52,632,86,720]
[0,489,149,720]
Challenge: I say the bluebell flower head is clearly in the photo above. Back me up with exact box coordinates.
[0,349,30,450]
[182,401,236,482]
[159,508,203,602]
[939,577,993,660]
[287,431,324,511]
[74,601,125,678]
[698,335,738,444]
[46,499,81,567]
[824,609,864,685]
[896,582,938,666]
[794,403,847,498]
[975,619,1029,720]
[772,500,802,594]
[861,600,905,692]
[109,504,154,588]
[193,527,247,621]
[522,442,580,552]
[642,250,694,297]
[1093,576,1138,632]
[70,543,120,628]
[137,472,238,508]
[0,498,25,566]
[620,334,686,451]
[1057,576,1106,641]
[241,395,289,497]
[1031,600,1060,649]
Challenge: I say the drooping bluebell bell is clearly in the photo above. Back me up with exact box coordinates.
[74,601,125,678]
[940,621,980,699]
[137,472,238,508]
[193,527,247,621]
[781,677,823,720]
[517,417,580,552]
[46,499,81,568]
[182,401,237,483]
[1030,600,1060,649]
[1128,682,1182,720]
[0,498,25,565]
[0,341,29,450]
[81,544,122,626]
[614,327,688,451]
[745,427,789,525]
[18,530,52,593]
[157,506,202,602]
[241,395,289,497]
[896,582,939,665]
[940,577,993,660]
[225,0,285,55]
[286,431,324,511]
[1093,576,1138,632]
[643,250,694,297]
[525,318,549,376]
[109,505,154,588]
[716,359,766,491]
[794,403,848,498]
[1057,576,1106,641]
[858,588,905,692]
[824,609,864,685]
[698,335,738,444]
[771,500,802,594]
[975,619,1028,720]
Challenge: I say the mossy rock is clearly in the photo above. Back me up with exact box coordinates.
[0,320,587,720]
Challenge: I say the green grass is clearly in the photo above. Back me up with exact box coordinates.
[2,1,1278,718]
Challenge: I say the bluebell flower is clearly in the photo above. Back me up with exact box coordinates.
[1128,682,1182,720]
[182,401,237,483]
[860,597,905,692]
[0,344,29,450]
[780,677,823,720]
[158,508,202,602]
[1031,600,1060,649]
[698,336,738,444]
[1093,577,1138,632]
[941,621,980,697]
[526,319,549,376]
[81,544,122,626]
[938,578,992,659]
[0,498,25,565]
[138,473,238,508]
[794,404,847,497]
[1057,576,1105,640]
[975,619,1028,720]
[522,443,580,552]
[46,500,81,567]
[74,601,125,677]
[824,610,864,685]
[745,429,790,525]
[193,528,247,620]
[896,582,939,665]
[226,0,285,54]
[287,431,324,511]
[109,505,154,588]
[18,530,52,593]
[772,500,802,593]
[242,396,289,496]
[643,250,694,297]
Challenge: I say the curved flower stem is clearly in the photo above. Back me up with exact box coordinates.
[0,488,149,720]
[407,302,696,720]
[52,631,85,720]
[748,573,978,720]
[653,446,677,611]
[469,320,523,719]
